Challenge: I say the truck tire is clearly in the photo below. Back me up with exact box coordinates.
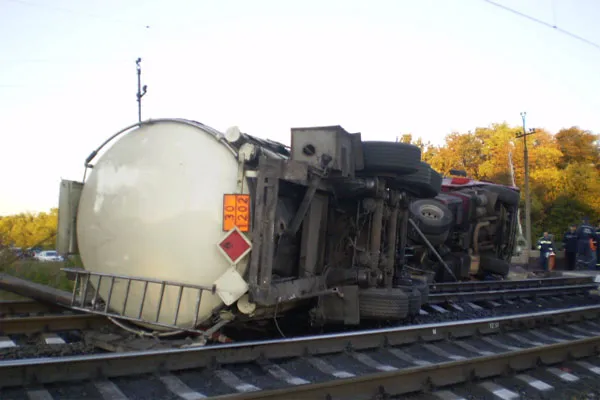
[362,142,421,175]
[396,286,422,316]
[480,256,510,276]
[406,287,422,316]
[484,185,520,206]
[391,162,443,198]
[395,278,429,306]
[409,199,453,235]
[415,278,430,305]
[358,288,409,320]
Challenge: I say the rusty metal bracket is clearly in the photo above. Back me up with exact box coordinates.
[286,172,324,237]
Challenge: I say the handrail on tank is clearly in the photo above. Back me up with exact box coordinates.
[83,118,238,170]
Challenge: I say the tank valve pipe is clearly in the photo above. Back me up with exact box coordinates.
[408,218,457,281]
[0,273,73,307]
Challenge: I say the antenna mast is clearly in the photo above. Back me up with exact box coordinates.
[516,111,536,262]
[136,58,148,123]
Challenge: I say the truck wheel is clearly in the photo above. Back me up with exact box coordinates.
[413,277,430,305]
[480,256,510,276]
[394,278,429,306]
[362,142,421,175]
[396,286,422,316]
[358,288,409,320]
[484,185,520,206]
[390,162,443,198]
[409,199,453,235]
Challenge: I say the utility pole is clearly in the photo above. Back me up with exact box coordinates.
[136,58,148,123]
[516,112,536,262]
[508,148,527,253]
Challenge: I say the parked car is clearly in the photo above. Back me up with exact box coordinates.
[34,250,64,262]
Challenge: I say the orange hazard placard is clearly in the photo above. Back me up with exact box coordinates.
[223,194,250,232]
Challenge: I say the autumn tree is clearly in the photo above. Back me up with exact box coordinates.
[555,127,600,169]
[428,131,485,179]
[0,209,58,249]
[397,133,437,164]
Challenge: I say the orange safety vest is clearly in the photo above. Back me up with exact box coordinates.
[591,238,597,251]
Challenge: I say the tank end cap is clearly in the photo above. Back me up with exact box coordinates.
[225,126,243,144]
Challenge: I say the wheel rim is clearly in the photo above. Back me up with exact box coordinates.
[419,204,443,220]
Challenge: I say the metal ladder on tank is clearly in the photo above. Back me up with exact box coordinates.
[61,267,217,335]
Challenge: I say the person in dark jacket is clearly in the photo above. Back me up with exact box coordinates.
[595,223,600,270]
[562,224,578,271]
[537,232,554,271]
[576,217,597,270]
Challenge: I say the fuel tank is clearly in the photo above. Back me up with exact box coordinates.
[76,119,250,330]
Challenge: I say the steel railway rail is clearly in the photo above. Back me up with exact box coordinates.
[0,299,110,335]
[428,282,597,304]
[429,275,596,293]
[2,304,600,399]
[0,313,108,335]
[0,299,63,315]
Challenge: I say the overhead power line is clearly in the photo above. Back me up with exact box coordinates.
[0,58,135,65]
[482,0,600,51]
[4,0,149,28]
[2,0,153,66]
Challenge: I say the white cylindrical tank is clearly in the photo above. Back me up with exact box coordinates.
[76,119,250,330]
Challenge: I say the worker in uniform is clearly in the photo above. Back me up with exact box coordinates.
[537,232,554,271]
[576,217,597,270]
[562,224,578,271]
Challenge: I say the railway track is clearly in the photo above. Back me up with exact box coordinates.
[427,282,597,304]
[0,275,598,358]
[429,275,596,293]
[2,304,600,399]
[411,358,600,399]
[0,299,111,361]
[0,299,109,335]
[0,299,64,315]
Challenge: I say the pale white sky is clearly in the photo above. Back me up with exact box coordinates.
[1,0,599,215]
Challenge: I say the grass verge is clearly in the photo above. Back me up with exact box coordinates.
[0,258,80,300]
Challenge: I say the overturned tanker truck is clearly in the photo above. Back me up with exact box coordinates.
[56,118,519,337]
